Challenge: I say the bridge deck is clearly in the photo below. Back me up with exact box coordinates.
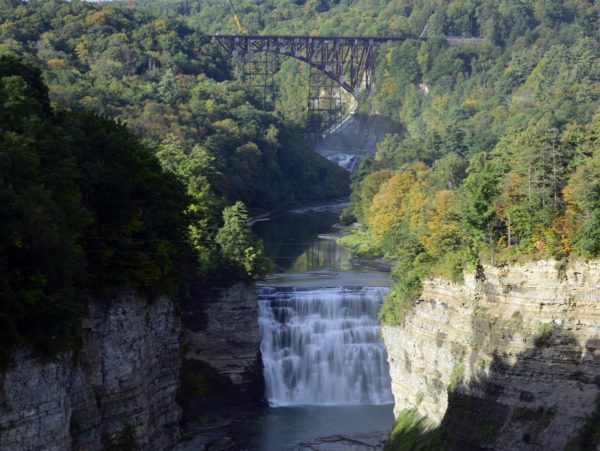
[206,34,423,42]
[207,34,485,43]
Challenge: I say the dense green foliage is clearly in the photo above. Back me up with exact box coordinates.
[0,0,350,360]
[2,0,599,353]
[0,56,192,362]
[0,0,349,211]
[129,1,600,126]
[1,0,349,269]
[216,201,270,278]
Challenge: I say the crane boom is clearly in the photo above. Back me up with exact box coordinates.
[228,0,246,35]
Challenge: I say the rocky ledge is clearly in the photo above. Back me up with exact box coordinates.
[291,431,389,450]
[181,282,262,390]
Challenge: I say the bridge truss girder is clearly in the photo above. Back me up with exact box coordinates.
[308,64,343,133]
[239,51,277,111]
[211,35,391,95]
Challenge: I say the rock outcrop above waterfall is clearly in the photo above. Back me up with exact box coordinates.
[383,260,600,449]
[0,293,181,450]
[181,282,262,391]
[177,282,263,446]
[310,113,403,172]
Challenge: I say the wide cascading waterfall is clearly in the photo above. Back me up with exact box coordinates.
[258,286,394,406]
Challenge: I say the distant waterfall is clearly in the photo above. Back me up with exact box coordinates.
[258,286,394,406]
[325,154,363,172]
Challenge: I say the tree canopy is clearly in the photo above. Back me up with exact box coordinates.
[0,0,350,212]
[0,1,352,360]
[2,0,599,332]
[0,56,192,362]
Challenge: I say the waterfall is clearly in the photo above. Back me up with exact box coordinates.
[325,154,363,172]
[258,286,394,406]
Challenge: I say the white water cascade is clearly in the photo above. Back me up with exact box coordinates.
[325,153,363,172]
[258,286,394,406]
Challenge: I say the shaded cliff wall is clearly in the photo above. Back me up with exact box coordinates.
[383,260,600,449]
[0,293,181,451]
[310,114,403,157]
[177,282,263,433]
[181,282,262,391]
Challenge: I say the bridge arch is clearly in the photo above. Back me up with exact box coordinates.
[210,35,420,96]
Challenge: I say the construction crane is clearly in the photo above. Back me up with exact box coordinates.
[228,0,246,35]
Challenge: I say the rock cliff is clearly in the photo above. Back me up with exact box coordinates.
[176,282,263,448]
[383,260,600,449]
[182,282,263,390]
[0,293,181,450]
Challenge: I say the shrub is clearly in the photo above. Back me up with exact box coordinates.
[385,409,440,451]
[533,323,553,347]
[448,361,465,392]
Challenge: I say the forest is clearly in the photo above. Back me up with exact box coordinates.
[0,0,349,210]
[0,55,191,362]
[1,0,599,358]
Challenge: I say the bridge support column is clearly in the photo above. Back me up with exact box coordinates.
[241,51,277,111]
[307,63,343,133]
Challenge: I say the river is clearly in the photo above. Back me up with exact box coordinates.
[238,201,395,450]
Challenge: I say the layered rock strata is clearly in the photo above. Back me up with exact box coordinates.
[182,282,262,391]
[383,260,600,449]
[0,293,181,450]
[176,282,263,448]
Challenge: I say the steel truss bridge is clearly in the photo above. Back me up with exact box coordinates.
[208,34,479,132]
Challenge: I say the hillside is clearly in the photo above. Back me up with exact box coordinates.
[159,0,600,317]
[0,0,350,212]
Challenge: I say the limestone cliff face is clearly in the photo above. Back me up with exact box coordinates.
[383,260,600,449]
[0,293,181,451]
[182,282,262,391]
[176,282,263,448]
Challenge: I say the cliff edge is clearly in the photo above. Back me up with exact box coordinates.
[383,260,600,449]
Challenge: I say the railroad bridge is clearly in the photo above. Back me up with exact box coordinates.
[208,34,481,132]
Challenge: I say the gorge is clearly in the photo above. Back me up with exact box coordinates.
[177,203,600,450]
[2,220,599,450]
[2,1,600,450]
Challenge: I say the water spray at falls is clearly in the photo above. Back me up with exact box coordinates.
[258,286,394,406]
